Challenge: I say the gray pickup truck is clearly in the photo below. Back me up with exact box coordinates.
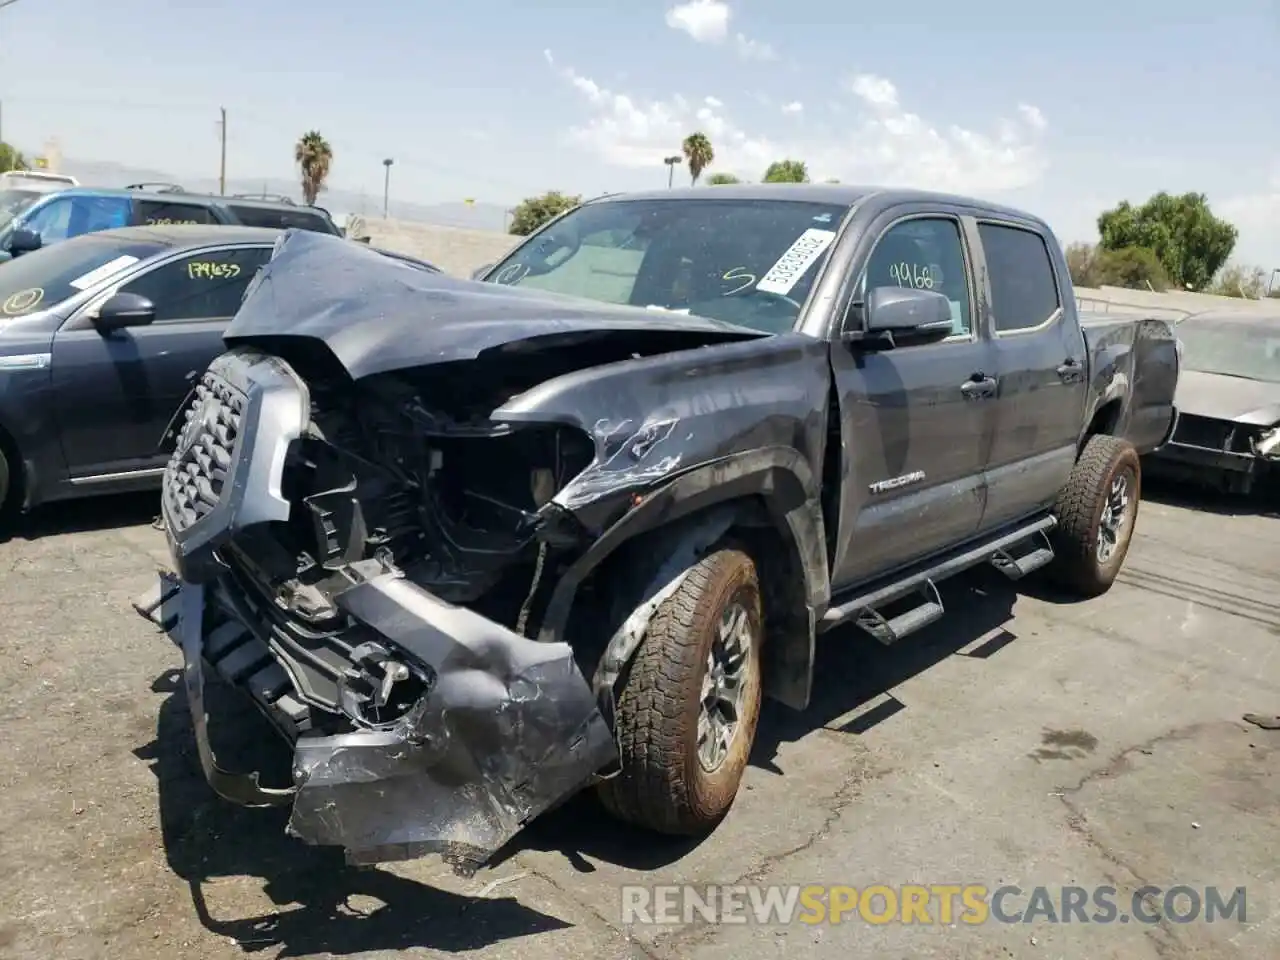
[135,185,1180,874]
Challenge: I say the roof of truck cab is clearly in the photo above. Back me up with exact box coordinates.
[590,183,1047,224]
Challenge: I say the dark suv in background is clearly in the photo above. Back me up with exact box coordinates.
[0,182,341,261]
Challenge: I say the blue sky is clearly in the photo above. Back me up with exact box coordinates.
[3,0,1277,266]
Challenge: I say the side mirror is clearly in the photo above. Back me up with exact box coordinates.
[9,228,42,255]
[93,292,156,332]
[471,263,493,281]
[849,286,955,342]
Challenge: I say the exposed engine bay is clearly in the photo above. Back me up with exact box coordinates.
[217,362,603,730]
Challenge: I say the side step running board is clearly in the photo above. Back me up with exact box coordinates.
[821,515,1057,644]
[989,529,1056,580]
[855,580,944,646]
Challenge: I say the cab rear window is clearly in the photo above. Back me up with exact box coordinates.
[227,205,338,234]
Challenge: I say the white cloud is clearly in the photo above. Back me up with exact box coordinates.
[735,34,776,61]
[548,55,1049,193]
[1018,103,1047,132]
[665,0,729,43]
[850,74,899,110]
[665,1,776,61]
[782,101,803,115]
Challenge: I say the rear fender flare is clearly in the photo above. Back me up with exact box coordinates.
[538,446,829,712]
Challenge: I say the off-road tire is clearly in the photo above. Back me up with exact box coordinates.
[597,547,763,835]
[1047,434,1141,597]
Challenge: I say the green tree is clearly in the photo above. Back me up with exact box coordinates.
[682,132,714,185]
[762,159,809,183]
[1065,242,1171,291]
[294,131,333,205]
[509,190,581,236]
[1096,192,1237,291]
[706,172,741,185]
[0,142,27,173]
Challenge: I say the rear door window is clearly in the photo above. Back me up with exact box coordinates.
[978,223,1062,333]
[226,204,337,233]
[115,246,272,322]
[133,200,218,226]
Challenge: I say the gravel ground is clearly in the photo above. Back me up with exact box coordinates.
[0,479,1277,960]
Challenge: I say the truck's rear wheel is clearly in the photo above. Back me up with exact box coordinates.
[1047,434,1141,596]
[597,547,763,835]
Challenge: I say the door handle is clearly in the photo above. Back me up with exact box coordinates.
[960,375,997,399]
[1056,358,1084,382]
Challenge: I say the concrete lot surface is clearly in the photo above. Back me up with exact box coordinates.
[0,480,1277,960]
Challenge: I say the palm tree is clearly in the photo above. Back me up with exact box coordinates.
[294,131,333,205]
[682,132,714,186]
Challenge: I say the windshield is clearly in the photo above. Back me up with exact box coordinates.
[0,189,40,229]
[484,198,851,333]
[1176,317,1280,384]
[0,234,165,319]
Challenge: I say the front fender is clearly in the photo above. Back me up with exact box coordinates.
[538,447,829,712]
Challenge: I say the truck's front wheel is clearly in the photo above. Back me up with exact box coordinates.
[1048,434,1141,596]
[597,547,763,835]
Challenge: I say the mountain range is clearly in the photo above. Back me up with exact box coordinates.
[45,156,512,233]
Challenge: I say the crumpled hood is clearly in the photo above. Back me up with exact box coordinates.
[1175,369,1280,426]
[223,228,768,380]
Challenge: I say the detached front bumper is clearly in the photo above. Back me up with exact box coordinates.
[133,566,618,875]
[1146,439,1277,494]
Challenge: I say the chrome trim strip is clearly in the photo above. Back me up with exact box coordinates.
[69,466,166,485]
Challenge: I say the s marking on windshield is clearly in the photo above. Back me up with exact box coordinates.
[3,288,43,314]
[756,229,836,295]
[494,263,529,284]
[722,267,755,296]
[68,255,141,291]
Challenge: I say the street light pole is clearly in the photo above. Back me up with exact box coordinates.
[664,155,682,188]
[382,158,394,218]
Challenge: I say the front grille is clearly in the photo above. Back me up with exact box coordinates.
[222,554,364,713]
[1171,414,1232,450]
[163,369,247,532]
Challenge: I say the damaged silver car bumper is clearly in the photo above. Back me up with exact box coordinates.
[133,567,618,875]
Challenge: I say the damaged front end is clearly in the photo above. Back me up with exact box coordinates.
[1152,412,1280,496]
[134,345,628,875]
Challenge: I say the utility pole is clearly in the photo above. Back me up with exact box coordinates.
[217,107,227,195]
[382,158,393,218]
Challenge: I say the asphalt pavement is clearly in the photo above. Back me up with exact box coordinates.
[0,479,1276,960]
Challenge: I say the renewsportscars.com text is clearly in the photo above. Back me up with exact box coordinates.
[620,884,1247,926]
